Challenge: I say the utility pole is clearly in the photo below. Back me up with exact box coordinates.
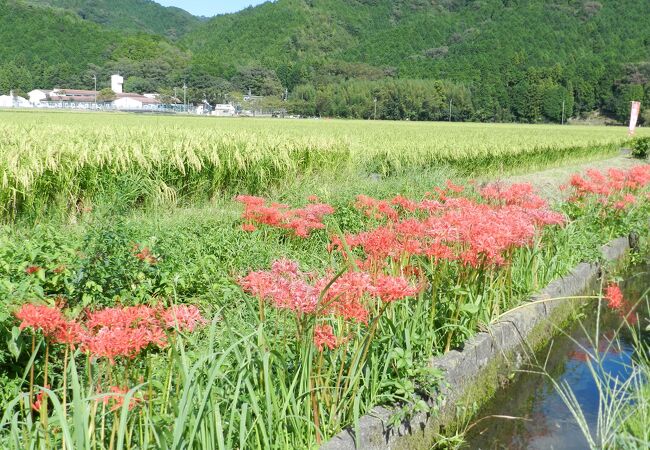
[561,100,565,125]
[449,99,453,122]
[183,82,187,113]
[374,97,377,120]
[93,74,97,109]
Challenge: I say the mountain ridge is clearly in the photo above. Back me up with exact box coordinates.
[24,0,201,38]
[0,0,648,123]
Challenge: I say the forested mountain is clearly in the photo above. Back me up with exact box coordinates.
[184,0,650,122]
[25,0,200,39]
[0,0,188,93]
[1,0,649,123]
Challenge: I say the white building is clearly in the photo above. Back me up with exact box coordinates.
[32,75,161,110]
[113,95,160,110]
[212,104,236,117]
[0,95,13,108]
[28,89,52,105]
[111,74,124,94]
[0,93,30,108]
[16,75,169,111]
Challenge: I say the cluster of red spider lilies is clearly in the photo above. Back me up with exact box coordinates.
[11,165,649,443]
[236,194,335,237]
[238,178,569,354]
[16,303,205,361]
[567,165,650,209]
[15,302,205,415]
[236,166,650,356]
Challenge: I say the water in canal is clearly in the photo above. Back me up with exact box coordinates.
[463,263,650,449]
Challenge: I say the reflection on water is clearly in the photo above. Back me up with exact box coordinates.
[463,264,649,450]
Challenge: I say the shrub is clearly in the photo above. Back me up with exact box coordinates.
[632,137,650,159]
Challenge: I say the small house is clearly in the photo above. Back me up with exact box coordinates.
[0,93,30,108]
[28,89,53,105]
[212,104,236,117]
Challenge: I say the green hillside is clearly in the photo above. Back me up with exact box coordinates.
[0,0,649,123]
[184,0,650,122]
[25,0,200,39]
[0,0,189,93]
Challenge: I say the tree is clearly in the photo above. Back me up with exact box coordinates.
[97,88,117,102]
[232,67,283,96]
[612,84,645,123]
[124,76,156,94]
[542,85,574,123]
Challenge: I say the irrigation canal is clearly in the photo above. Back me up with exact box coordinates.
[463,262,649,449]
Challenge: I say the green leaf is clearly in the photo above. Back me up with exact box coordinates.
[461,302,480,315]
[7,327,21,360]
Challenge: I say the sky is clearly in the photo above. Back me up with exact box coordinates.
[156,1,270,17]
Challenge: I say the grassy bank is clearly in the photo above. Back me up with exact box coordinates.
[0,160,649,448]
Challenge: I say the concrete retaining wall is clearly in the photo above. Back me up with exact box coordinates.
[322,236,631,450]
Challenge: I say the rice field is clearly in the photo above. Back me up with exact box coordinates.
[0,110,647,220]
[2,109,650,449]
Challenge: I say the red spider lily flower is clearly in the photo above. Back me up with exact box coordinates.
[271,258,301,276]
[31,386,49,412]
[337,191,563,269]
[101,386,142,412]
[17,302,205,362]
[567,166,650,203]
[354,195,399,221]
[83,306,168,363]
[163,305,207,332]
[85,305,160,330]
[307,195,320,203]
[133,245,158,265]
[480,183,547,209]
[392,195,419,212]
[445,179,465,193]
[82,325,167,363]
[240,260,375,322]
[235,195,266,206]
[15,304,66,337]
[607,168,627,191]
[433,186,448,200]
[604,284,624,310]
[239,259,321,314]
[320,271,372,323]
[417,199,444,214]
[242,223,257,232]
[370,275,419,302]
[613,193,637,210]
[236,196,334,238]
[621,193,636,205]
[54,320,83,346]
[313,325,341,352]
[425,242,455,262]
[25,266,42,275]
[627,165,650,189]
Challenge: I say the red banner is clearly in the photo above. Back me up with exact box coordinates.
[629,101,641,136]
